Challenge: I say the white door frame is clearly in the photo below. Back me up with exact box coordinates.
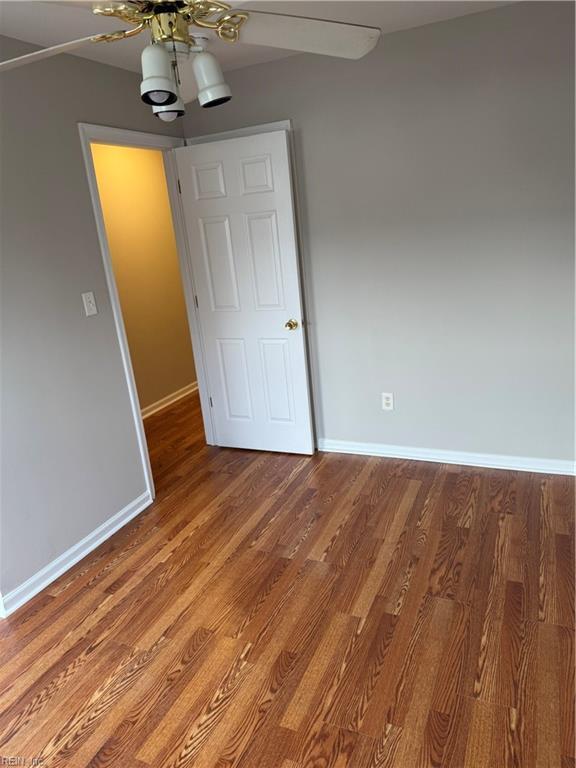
[184,119,292,146]
[78,122,215,503]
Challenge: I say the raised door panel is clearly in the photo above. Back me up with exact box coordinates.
[246,211,284,311]
[199,216,240,312]
[259,339,294,423]
[193,161,227,200]
[240,154,274,195]
[216,338,253,421]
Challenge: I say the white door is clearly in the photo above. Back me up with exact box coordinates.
[175,131,314,454]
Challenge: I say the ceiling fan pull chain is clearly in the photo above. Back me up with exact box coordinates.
[168,20,182,87]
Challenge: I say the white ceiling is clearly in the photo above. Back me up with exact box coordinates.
[1,1,509,75]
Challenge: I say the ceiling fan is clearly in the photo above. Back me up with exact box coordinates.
[0,1,381,121]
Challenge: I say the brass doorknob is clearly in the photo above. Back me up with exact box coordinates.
[285,319,299,331]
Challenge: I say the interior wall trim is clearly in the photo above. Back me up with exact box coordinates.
[78,122,188,506]
[141,381,199,419]
[0,491,153,618]
[185,119,292,145]
[317,438,575,476]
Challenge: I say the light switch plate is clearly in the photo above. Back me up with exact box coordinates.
[82,291,98,317]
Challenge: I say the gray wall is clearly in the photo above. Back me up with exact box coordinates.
[0,36,183,595]
[185,1,575,462]
[0,1,573,597]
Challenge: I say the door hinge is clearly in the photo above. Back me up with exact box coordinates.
[209,396,213,408]
[194,294,199,309]
[177,178,182,194]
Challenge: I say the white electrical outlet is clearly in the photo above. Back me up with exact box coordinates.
[381,392,394,411]
[82,291,98,317]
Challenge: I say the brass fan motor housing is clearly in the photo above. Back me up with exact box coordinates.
[92,1,248,45]
[150,12,192,45]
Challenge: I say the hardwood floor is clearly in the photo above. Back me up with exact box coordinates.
[1,391,574,767]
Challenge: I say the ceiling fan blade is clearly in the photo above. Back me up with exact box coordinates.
[0,34,107,73]
[238,10,381,59]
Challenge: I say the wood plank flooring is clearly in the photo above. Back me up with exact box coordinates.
[0,391,574,767]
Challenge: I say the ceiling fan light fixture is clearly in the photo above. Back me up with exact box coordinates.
[140,43,178,106]
[153,96,185,122]
[148,90,172,104]
[192,51,231,108]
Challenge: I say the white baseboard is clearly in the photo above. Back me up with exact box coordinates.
[0,490,153,619]
[317,439,575,476]
[141,381,198,419]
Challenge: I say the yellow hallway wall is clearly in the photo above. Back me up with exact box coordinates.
[91,143,196,410]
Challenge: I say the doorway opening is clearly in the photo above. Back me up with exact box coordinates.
[90,141,206,494]
[81,122,314,496]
